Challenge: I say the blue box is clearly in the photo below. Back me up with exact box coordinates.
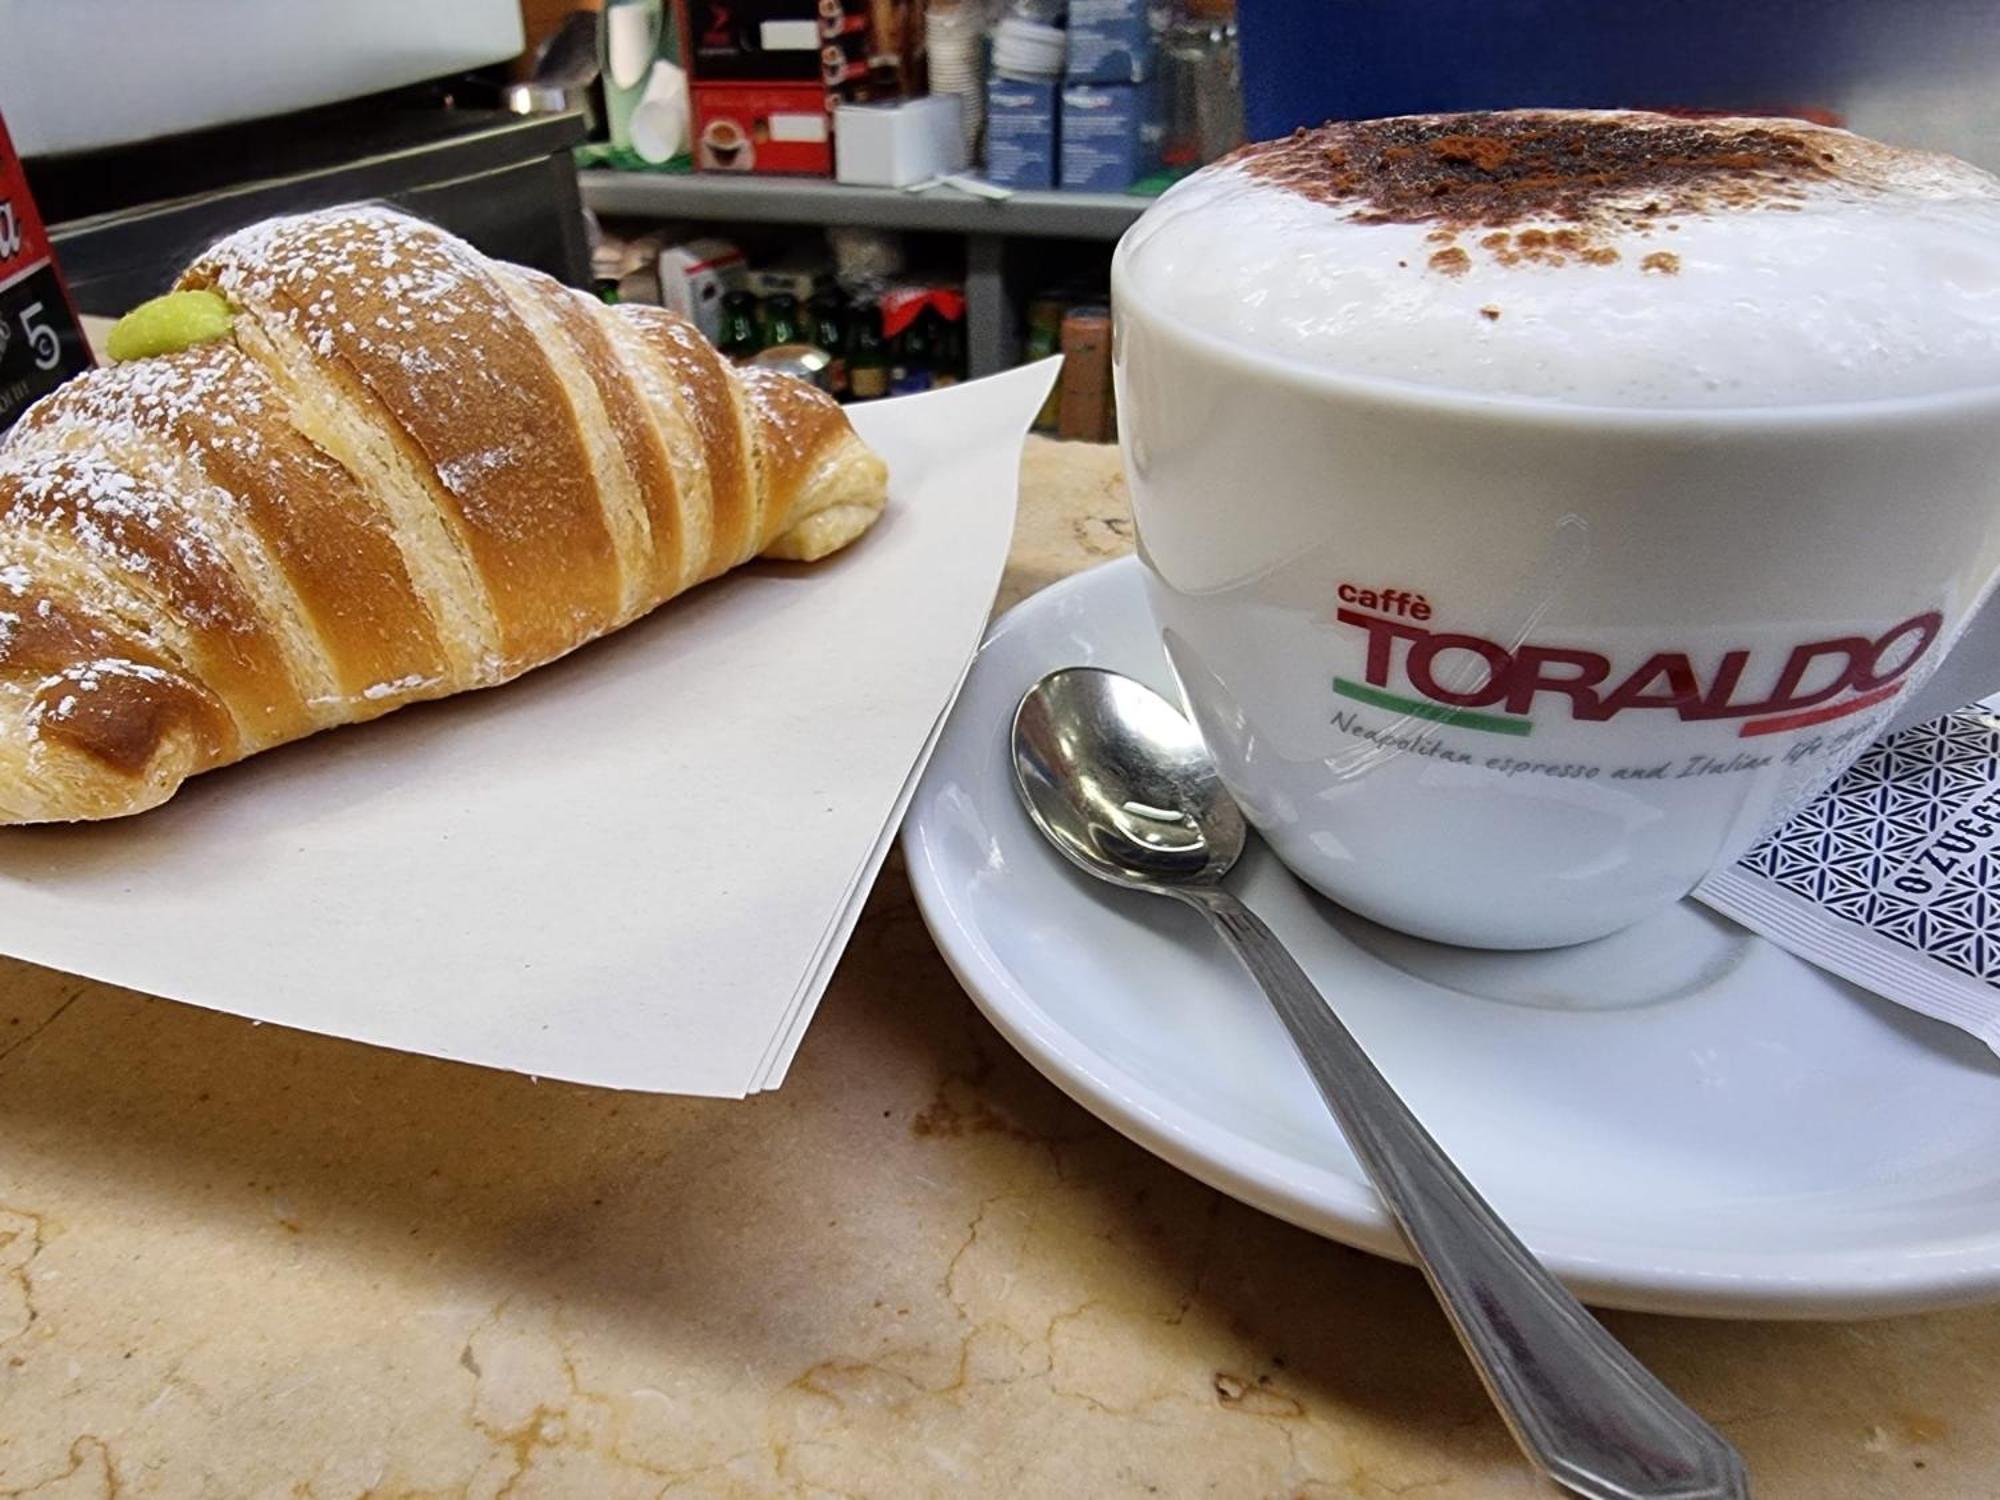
[1067,0,1158,84]
[986,74,1059,190]
[1060,81,1157,192]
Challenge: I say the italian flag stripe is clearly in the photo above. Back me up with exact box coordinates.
[1333,678,1533,737]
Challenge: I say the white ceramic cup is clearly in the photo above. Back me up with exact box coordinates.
[1113,268,2000,949]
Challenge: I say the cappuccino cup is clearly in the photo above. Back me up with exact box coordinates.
[1113,110,2000,948]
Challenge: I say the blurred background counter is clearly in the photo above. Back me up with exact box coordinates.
[3,0,1997,448]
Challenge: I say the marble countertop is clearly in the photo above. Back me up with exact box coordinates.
[0,438,1993,1499]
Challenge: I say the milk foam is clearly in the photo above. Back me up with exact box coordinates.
[1118,112,2000,408]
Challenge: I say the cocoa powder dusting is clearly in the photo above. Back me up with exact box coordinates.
[1429,247,1472,277]
[1429,134,1515,173]
[1237,112,1834,231]
[1479,227,1618,268]
[1642,251,1682,274]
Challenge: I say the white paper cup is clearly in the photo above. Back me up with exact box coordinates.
[628,58,688,164]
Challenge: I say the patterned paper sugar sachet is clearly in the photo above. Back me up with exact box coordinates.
[1697,700,2000,1054]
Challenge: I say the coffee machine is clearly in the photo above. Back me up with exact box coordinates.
[4,0,591,313]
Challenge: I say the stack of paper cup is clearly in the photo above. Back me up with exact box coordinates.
[601,0,666,156]
[926,1,987,158]
[991,12,1066,80]
[628,57,689,163]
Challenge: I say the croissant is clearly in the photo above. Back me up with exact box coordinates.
[0,205,888,824]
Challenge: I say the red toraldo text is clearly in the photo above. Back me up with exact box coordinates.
[1336,601,1942,725]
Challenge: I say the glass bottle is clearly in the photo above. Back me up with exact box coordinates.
[891,307,934,396]
[932,307,965,386]
[761,291,802,350]
[718,290,761,363]
[808,289,849,398]
[846,299,891,400]
[1023,294,1066,431]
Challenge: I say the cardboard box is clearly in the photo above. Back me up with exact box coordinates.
[692,81,833,175]
[1066,0,1160,83]
[656,237,747,342]
[835,96,965,186]
[985,74,1058,190]
[1059,80,1155,191]
[746,253,831,301]
[682,0,827,81]
[1057,305,1113,442]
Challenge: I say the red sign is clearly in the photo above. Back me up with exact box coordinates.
[0,109,92,434]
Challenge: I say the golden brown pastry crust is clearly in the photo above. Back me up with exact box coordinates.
[0,205,888,823]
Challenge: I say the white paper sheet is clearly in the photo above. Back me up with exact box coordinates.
[0,361,1060,1097]
[1697,693,2000,1055]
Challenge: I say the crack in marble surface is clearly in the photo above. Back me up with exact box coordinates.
[0,1436,119,1498]
[0,991,85,1075]
[0,1206,47,1344]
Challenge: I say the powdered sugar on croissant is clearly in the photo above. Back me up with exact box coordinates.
[0,205,887,823]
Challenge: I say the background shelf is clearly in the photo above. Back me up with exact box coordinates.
[579,170,1147,240]
[579,169,1151,379]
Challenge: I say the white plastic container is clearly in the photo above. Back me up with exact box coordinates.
[834,96,967,187]
[655,237,746,343]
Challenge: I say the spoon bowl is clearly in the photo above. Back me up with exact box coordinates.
[1011,667,1243,890]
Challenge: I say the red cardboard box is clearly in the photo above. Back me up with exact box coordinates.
[691,82,834,175]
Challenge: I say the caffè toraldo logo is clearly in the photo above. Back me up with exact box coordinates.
[1331,583,1941,740]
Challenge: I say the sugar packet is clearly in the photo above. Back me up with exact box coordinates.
[1697,699,2000,1054]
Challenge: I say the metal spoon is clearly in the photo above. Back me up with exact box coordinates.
[1011,666,1750,1500]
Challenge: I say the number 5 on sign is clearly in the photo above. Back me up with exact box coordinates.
[18,301,59,371]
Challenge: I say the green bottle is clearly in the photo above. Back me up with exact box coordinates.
[718,290,761,363]
[847,300,890,401]
[933,308,966,386]
[761,292,802,350]
[1024,295,1065,429]
[808,290,849,398]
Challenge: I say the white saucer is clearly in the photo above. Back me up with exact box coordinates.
[903,556,2000,1319]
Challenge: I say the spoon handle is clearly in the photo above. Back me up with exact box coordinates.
[1181,885,1749,1500]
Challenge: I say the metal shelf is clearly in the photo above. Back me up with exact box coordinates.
[579,169,1148,241]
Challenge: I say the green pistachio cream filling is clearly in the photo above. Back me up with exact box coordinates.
[105,289,235,362]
